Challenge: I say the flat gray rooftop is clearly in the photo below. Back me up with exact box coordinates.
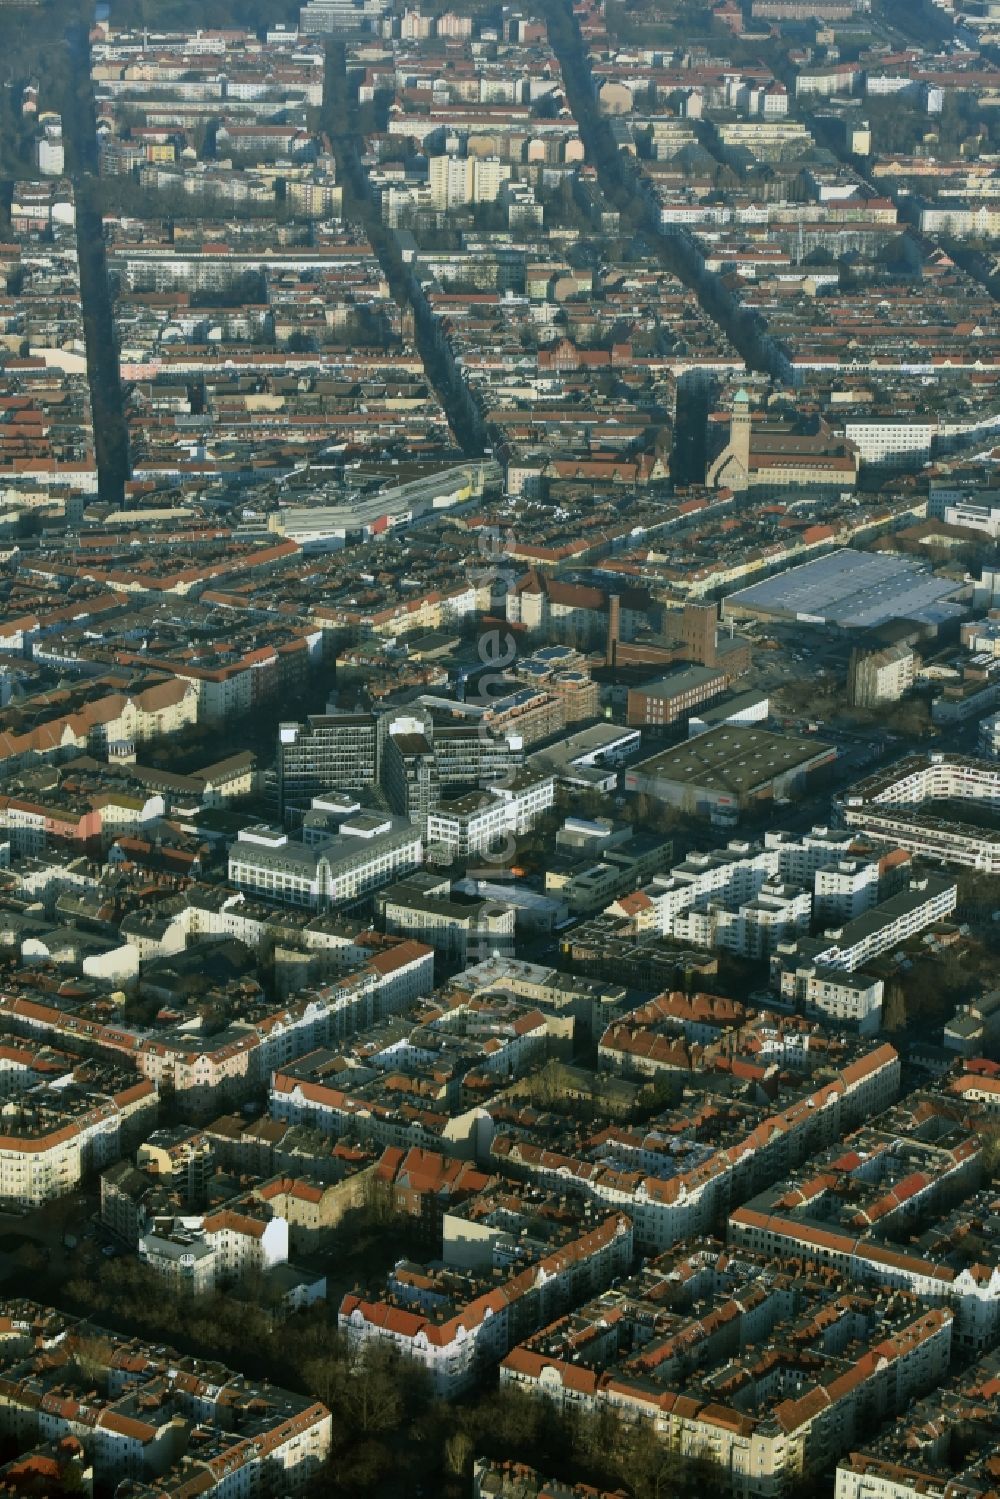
[632,725,831,793]
[727,548,965,630]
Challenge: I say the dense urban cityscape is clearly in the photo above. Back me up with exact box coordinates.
[0,0,997,1494]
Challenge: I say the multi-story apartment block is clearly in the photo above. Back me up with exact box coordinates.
[606,827,884,949]
[428,153,511,209]
[838,755,1000,871]
[271,988,551,1158]
[501,1245,952,1499]
[835,1350,1000,1499]
[670,878,812,958]
[0,1071,156,1209]
[134,940,433,1116]
[136,1124,216,1199]
[712,119,814,165]
[773,956,885,1033]
[341,1205,633,1396]
[848,644,916,708]
[729,1088,996,1350]
[140,1203,289,1294]
[812,856,882,923]
[492,1042,901,1252]
[377,873,516,965]
[775,875,957,977]
[0,1302,331,1492]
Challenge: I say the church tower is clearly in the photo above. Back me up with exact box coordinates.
[730,388,752,475]
[706,389,752,492]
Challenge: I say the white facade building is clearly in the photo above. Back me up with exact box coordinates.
[340,1212,633,1396]
[807,876,957,975]
[672,879,811,958]
[843,420,937,467]
[427,772,554,859]
[610,827,882,948]
[838,754,1000,871]
[228,816,422,910]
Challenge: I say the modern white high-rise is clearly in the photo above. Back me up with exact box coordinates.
[428,154,510,209]
[36,118,65,176]
[428,154,470,210]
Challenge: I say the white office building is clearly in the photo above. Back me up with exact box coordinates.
[228,814,422,910]
[427,772,554,859]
